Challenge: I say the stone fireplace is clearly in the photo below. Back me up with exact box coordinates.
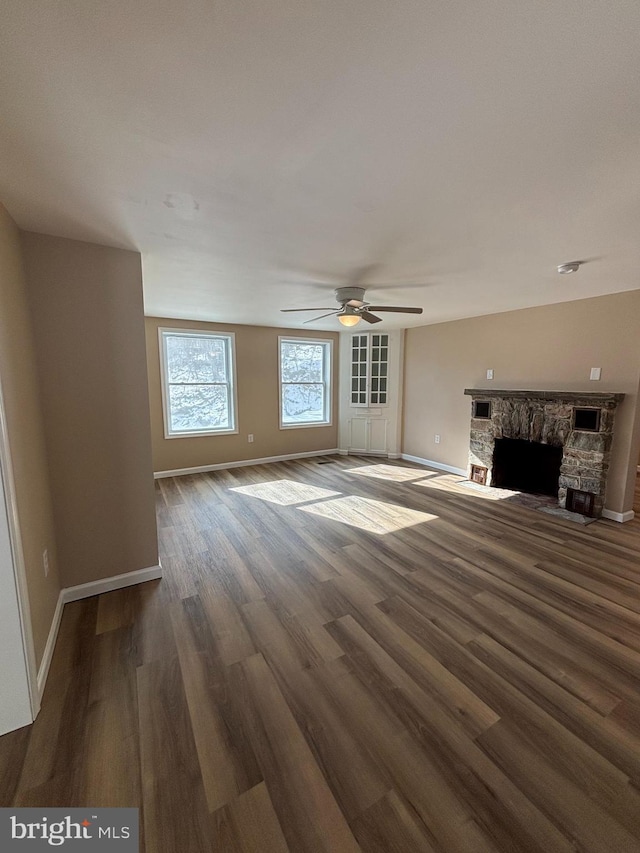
[464,389,624,517]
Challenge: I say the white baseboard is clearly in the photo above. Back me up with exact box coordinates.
[340,450,401,459]
[345,450,389,458]
[401,453,467,477]
[601,509,635,523]
[36,591,65,701]
[154,448,340,479]
[36,563,162,702]
[63,564,163,602]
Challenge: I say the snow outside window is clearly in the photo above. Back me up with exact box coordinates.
[159,329,237,437]
[279,338,332,428]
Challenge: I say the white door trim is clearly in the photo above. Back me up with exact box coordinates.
[0,369,39,732]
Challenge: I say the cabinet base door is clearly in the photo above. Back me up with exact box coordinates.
[368,418,388,454]
[348,417,368,452]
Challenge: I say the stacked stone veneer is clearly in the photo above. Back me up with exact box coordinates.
[464,389,624,517]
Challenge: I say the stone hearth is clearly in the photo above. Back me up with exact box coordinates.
[464,389,625,517]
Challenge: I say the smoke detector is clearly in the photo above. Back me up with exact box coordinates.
[557,261,581,275]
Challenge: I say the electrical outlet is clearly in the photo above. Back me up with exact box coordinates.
[486,369,494,380]
[590,367,601,381]
[248,434,254,443]
[42,548,49,577]
[434,434,441,444]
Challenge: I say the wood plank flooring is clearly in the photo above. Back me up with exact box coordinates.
[3,456,640,852]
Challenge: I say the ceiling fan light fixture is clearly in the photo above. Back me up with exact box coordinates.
[338,313,361,327]
[281,282,421,326]
[557,261,581,275]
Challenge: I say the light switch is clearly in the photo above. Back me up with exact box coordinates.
[486,369,494,380]
[590,367,601,381]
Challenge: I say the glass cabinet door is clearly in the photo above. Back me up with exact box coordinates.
[350,334,368,405]
[350,332,389,406]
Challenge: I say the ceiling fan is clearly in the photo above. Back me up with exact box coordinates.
[280,286,423,327]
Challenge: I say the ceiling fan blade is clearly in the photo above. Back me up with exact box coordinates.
[346,298,367,308]
[359,311,383,324]
[280,307,335,312]
[366,306,423,314]
[303,311,340,324]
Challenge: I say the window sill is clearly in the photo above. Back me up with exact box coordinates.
[279,421,332,430]
[163,428,239,439]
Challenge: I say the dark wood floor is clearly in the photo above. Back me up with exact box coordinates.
[2,457,640,852]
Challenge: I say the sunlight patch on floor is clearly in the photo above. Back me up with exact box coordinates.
[345,464,439,483]
[455,480,559,509]
[454,481,527,501]
[411,474,468,493]
[229,480,341,506]
[299,495,438,534]
[412,475,557,510]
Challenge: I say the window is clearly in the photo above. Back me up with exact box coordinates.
[159,329,237,437]
[279,337,332,427]
[351,332,389,406]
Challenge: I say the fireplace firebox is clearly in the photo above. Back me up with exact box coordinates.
[492,438,562,497]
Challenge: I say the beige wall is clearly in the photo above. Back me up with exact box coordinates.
[0,205,61,667]
[21,233,158,587]
[403,291,640,515]
[146,317,339,472]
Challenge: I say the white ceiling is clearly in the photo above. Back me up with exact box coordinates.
[2,1,640,331]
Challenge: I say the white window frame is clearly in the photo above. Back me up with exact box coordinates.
[158,327,238,438]
[278,336,333,429]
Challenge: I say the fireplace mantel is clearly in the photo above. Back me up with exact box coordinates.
[464,389,624,405]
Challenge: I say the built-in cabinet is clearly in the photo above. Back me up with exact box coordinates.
[339,329,404,457]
